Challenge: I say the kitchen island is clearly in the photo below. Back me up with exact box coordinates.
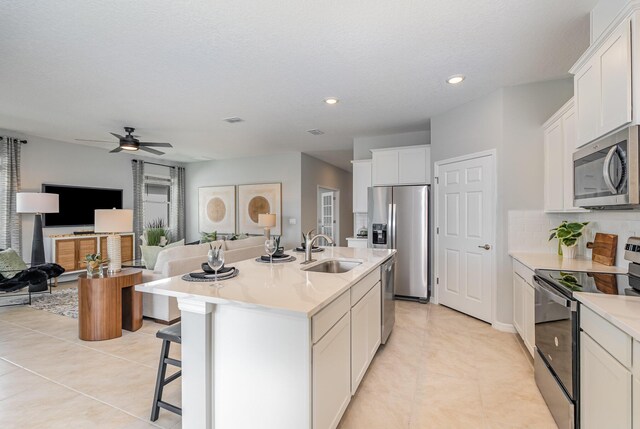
[136,246,395,429]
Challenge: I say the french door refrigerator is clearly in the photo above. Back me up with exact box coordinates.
[368,185,430,301]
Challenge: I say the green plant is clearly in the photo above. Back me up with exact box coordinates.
[145,218,170,246]
[201,231,217,243]
[549,221,589,255]
[84,253,108,271]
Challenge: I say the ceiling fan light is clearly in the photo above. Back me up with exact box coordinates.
[121,145,138,151]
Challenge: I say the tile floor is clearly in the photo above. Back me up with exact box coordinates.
[0,287,556,428]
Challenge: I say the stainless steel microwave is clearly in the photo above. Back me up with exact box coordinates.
[573,126,639,209]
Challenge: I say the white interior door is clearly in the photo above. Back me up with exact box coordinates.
[318,190,336,246]
[436,152,495,323]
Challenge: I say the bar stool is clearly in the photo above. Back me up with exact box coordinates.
[151,322,182,421]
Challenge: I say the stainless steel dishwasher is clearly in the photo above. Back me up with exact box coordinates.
[381,256,396,344]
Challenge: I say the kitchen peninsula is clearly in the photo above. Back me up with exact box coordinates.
[136,246,396,429]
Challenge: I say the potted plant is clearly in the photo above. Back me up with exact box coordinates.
[201,231,217,243]
[549,221,589,259]
[85,253,109,277]
[145,218,170,246]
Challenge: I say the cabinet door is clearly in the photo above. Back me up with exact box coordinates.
[352,161,371,213]
[121,235,134,261]
[55,240,76,272]
[543,118,565,211]
[523,282,535,357]
[634,376,640,429]
[580,332,632,429]
[598,20,632,136]
[313,313,351,429]
[575,59,601,147]
[562,106,578,210]
[398,147,427,184]
[512,273,524,338]
[372,151,399,186]
[366,282,382,362]
[351,291,369,394]
[77,238,97,269]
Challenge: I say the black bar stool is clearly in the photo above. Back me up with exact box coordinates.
[151,322,182,421]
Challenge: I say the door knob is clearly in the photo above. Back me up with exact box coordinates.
[478,244,491,250]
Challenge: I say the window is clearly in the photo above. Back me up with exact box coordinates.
[143,174,171,228]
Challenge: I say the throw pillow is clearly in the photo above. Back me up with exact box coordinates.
[140,239,185,270]
[0,248,28,279]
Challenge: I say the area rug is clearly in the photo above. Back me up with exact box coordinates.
[3,288,78,319]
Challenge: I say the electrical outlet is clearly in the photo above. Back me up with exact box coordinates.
[289,218,297,225]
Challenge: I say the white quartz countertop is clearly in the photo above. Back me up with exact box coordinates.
[510,252,626,274]
[136,246,395,317]
[346,237,367,240]
[575,293,640,340]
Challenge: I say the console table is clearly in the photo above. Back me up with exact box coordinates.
[78,268,143,341]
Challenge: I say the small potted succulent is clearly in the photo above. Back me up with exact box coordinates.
[549,221,589,259]
[85,253,109,277]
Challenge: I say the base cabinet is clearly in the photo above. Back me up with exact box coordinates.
[580,332,632,429]
[512,260,535,356]
[313,313,352,429]
[351,282,381,394]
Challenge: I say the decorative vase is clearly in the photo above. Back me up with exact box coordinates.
[86,262,103,277]
[561,244,577,259]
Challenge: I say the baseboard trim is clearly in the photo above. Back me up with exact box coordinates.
[492,321,517,333]
[143,316,181,325]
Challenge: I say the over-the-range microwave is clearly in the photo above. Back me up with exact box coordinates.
[574,125,639,209]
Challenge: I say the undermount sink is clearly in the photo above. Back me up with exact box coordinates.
[302,259,362,274]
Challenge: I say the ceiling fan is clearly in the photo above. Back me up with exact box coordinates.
[76,127,173,155]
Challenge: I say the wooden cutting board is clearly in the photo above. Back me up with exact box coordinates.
[586,233,618,266]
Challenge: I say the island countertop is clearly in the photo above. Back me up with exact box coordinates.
[135,246,395,317]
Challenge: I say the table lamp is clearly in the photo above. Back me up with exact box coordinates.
[16,192,59,265]
[94,209,133,273]
[258,213,276,240]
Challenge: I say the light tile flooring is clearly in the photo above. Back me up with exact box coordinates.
[0,288,556,428]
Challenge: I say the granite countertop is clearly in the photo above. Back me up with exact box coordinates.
[575,293,640,340]
[136,246,395,317]
[510,252,626,274]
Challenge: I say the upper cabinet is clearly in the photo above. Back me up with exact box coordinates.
[351,160,372,213]
[571,16,632,147]
[371,145,431,186]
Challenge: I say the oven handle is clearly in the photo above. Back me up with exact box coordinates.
[603,146,619,195]
[533,276,577,312]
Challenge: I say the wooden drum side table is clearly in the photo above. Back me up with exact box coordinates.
[78,268,143,341]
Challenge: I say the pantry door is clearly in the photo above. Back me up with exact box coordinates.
[435,151,495,323]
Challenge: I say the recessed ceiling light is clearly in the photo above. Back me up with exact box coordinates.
[446,75,465,85]
[223,117,244,123]
[324,97,339,105]
[307,129,325,135]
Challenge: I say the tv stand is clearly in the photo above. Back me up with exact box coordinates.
[73,231,95,235]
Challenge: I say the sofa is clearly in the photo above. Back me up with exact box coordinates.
[141,236,266,323]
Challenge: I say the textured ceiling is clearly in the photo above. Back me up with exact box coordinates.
[0,0,595,169]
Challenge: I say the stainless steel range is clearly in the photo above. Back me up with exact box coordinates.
[532,238,640,429]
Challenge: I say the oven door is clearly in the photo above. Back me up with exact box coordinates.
[573,126,638,208]
[533,276,577,400]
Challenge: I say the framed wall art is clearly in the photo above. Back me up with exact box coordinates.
[237,183,282,236]
[198,186,236,234]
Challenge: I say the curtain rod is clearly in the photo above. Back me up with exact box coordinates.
[0,137,27,144]
[132,159,177,169]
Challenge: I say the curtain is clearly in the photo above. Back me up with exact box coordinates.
[132,160,144,259]
[0,138,22,255]
[170,166,186,241]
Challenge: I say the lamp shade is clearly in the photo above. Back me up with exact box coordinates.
[94,209,133,233]
[258,213,276,227]
[16,192,59,214]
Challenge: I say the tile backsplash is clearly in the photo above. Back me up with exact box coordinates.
[508,210,640,268]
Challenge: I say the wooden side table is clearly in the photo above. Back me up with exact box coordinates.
[78,268,143,341]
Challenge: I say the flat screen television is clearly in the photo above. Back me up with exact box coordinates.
[41,184,123,227]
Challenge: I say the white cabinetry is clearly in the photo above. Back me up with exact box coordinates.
[542,99,586,213]
[313,313,352,429]
[371,145,430,186]
[571,17,632,147]
[512,259,535,357]
[351,160,371,213]
[346,238,368,249]
[351,282,381,394]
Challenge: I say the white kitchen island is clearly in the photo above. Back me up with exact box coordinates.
[136,246,395,429]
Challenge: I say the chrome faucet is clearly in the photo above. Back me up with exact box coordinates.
[303,229,334,264]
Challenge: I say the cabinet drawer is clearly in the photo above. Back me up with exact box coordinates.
[581,305,632,368]
[350,269,380,307]
[312,291,350,344]
[512,259,535,285]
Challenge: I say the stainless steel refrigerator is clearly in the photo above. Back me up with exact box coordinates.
[368,185,430,301]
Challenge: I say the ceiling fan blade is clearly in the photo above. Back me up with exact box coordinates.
[138,146,165,156]
[110,132,126,140]
[75,139,114,143]
[139,142,173,147]
[110,147,124,153]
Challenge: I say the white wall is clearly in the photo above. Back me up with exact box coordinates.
[430,78,574,326]
[300,154,353,246]
[4,130,182,262]
[185,153,302,249]
[353,130,430,160]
